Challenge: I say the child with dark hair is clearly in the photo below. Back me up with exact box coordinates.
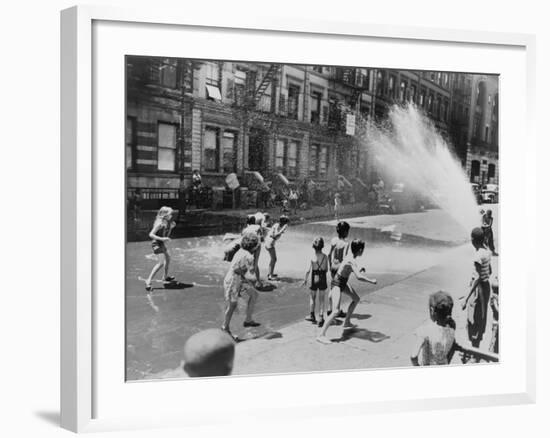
[410,291,457,366]
[462,227,493,350]
[482,209,497,256]
[328,221,351,318]
[303,237,329,326]
[265,215,289,281]
[242,215,264,287]
[222,232,261,340]
[317,239,377,344]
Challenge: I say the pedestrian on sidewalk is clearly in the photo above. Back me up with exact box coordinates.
[303,237,329,326]
[144,206,176,292]
[462,227,493,351]
[265,215,289,281]
[182,329,236,377]
[328,221,351,319]
[222,232,261,341]
[317,239,377,344]
[334,192,342,221]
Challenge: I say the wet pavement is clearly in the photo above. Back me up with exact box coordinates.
[125,208,478,380]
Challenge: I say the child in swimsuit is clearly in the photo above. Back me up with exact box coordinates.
[265,215,289,281]
[317,239,377,344]
[145,206,176,292]
[328,221,351,318]
[303,237,329,326]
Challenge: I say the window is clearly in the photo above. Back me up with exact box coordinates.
[388,75,395,97]
[205,62,220,87]
[312,66,323,73]
[309,144,318,177]
[428,95,433,113]
[485,126,489,142]
[399,81,406,101]
[275,140,285,171]
[126,117,136,170]
[158,123,177,171]
[310,91,322,124]
[288,84,300,119]
[420,90,425,106]
[222,131,237,174]
[318,146,328,178]
[488,163,496,179]
[287,141,298,178]
[410,85,417,102]
[204,128,219,172]
[159,60,177,88]
[376,71,384,96]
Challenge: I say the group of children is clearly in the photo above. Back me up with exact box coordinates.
[144,205,499,365]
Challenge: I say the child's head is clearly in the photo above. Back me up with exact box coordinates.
[336,221,350,238]
[428,291,454,326]
[157,206,174,221]
[246,215,256,225]
[193,169,199,174]
[312,237,324,251]
[350,239,365,257]
[182,329,235,377]
[279,215,290,226]
[486,209,492,218]
[471,227,485,248]
[241,232,260,253]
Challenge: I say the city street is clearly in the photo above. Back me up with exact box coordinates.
[126,205,499,380]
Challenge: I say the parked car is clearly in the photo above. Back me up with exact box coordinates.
[481,184,499,204]
[385,183,424,214]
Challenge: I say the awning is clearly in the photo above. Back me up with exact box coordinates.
[205,85,222,100]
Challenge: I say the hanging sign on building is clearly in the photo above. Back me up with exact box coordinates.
[345,113,356,136]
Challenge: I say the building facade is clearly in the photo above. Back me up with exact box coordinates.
[126,56,498,210]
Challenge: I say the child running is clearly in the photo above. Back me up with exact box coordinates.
[317,239,377,344]
[462,227,493,349]
[222,232,261,341]
[145,206,176,292]
[265,215,289,281]
[328,221,351,318]
[303,237,329,326]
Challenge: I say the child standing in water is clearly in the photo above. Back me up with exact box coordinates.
[222,232,261,340]
[145,206,176,292]
[303,237,329,326]
[317,239,377,344]
[265,215,289,281]
[462,227,492,349]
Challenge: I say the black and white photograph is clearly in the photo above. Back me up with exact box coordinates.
[125,57,500,380]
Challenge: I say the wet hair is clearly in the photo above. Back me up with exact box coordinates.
[429,291,455,328]
[312,237,324,251]
[240,232,260,252]
[279,215,290,225]
[155,206,174,227]
[336,221,350,238]
[471,227,485,245]
[182,329,235,377]
[486,209,492,217]
[350,239,365,256]
[246,215,256,225]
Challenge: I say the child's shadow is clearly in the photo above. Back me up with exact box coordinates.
[336,328,390,343]
[163,282,195,290]
[350,313,372,321]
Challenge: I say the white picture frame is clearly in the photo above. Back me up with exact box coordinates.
[60,5,536,433]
